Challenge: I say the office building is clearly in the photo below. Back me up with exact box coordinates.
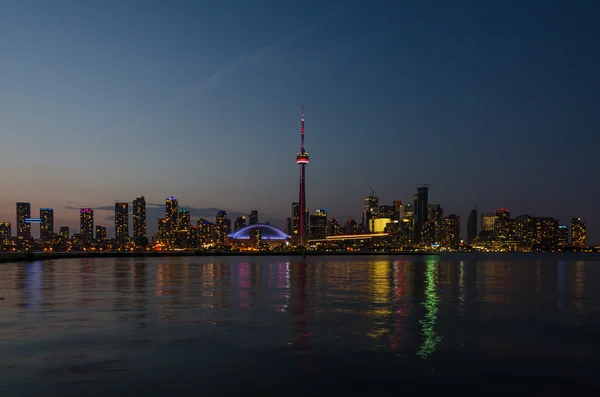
[558,225,569,246]
[234,216,247,231]
[309,209,327,240]
[442,214,461,249]
[59,226,69,239]
[413,186,429,244]
[165,197,178,245]
[467,208,478,245]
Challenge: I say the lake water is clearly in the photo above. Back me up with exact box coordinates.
[1,254,600,396]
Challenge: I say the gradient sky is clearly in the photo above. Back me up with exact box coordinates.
[1,0,599,241]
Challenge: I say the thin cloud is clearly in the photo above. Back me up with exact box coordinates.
[127,0,363,130]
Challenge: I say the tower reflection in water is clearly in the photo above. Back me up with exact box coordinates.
[417,259,441,359]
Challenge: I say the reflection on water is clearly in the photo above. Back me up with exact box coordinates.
[2,254,600,396]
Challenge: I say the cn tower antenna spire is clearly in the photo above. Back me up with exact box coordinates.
[301,105,305,151]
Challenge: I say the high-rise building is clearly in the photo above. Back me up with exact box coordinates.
[80,208,94,241]
[467,208,478,245]
[286,217,292,235]
[157,218,167,244]
[393,200,404,221]
[344,219,357,235]
[442,214,461,249]
[480,213,498,233]
[234,216,247,231]
[571,218,587,248]
[40,208,54,239]
[296,106,309,246]
[249,210,258,225]
[309,209,327,240]
[494,208,511,241]
[115,202,129,242]
[328,219,341,236]
[216,210,228,247]
[133,196,147,245]
[95,226,107,241]
[179,209,191,231]
[59,226,69,240]
[531,217,558,251]
[197,218,214,246]
[165,197,179,245]
[291,202,300,241]
[363,187,379,232]
[0,222,11,246]
[558,225,569,246]
[413,186,429,244]
[379,205,395,219]
[16,202,31,238]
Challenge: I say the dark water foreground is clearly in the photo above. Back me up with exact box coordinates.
[1,254,599,396]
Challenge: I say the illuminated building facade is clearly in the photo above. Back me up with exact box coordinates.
[558,225,569,246]
[234,216,247,231]
[328,219,341,236]
[344,219,357,235]
[291,202,300,241]
[0,222,10,246]
[249,210,258,225]
[157,218,167,244]
[309,209,327,240]
[16,202,31,238]
[216,210,228,247]
[494,208,511,241]
[296,106,309,246]
[197,218,214,246]
[165,197,178,245]
[363,187,379,232]
[40,208,54,239]
[95,225,107,241]
[393,200,404,221]
[115,202,129,242]
[59,226,69,239]
[370,218,392,233]
[80,208,94,241]
[571,218,587,248]
[133,196,147,245]
[442,214,460,248]
[531,217,558,251]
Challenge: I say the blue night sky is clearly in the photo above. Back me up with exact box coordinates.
[1,0,599,241]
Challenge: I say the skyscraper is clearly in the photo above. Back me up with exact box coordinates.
[363,187,379,232]
[442,214,461,249]
[571,218,587,248]
[216,210,228,247]
[467,208,478,245]
[309,209,327,240]
[133,196,147,245]
[59,226,69,240]
[80,208,94,241]
[249,210,258,225]
[291,202,300,240]
[95,225,107,241]
[0,222,11,246]
[165,197,178,245]
[40,208,54,239]
[16,202,31,238]
[234,216,247,231]
[296,106,309,246]
[115,202,129,242]
[413,186,429,244]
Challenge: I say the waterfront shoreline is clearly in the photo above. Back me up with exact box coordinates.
[0,250,438,264]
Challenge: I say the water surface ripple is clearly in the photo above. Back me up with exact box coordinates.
[1,254,599,396]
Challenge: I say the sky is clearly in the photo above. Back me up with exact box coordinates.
[1,0,599,241]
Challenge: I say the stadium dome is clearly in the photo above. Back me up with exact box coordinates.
[228,224,291,240]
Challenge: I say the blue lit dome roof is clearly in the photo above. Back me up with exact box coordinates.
[228,224,291,240]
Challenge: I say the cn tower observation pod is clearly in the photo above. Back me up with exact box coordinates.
[228,224,291,240]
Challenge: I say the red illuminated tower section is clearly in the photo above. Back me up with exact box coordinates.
[296,106,309,246]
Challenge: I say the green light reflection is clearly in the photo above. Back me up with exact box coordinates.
[416,260,442,359]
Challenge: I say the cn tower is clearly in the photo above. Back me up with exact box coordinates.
[296,105,309,246]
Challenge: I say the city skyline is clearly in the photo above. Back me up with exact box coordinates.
[1,1,599,241]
